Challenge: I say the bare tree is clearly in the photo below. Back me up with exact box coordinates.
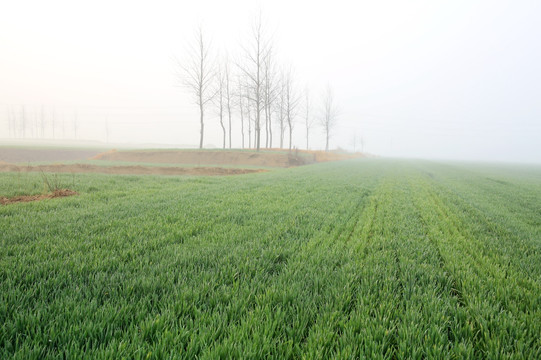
[276,75,287,148]
[246,95,253,148]
[304,87,315,150]
[283,68,299,151]
[7,105,13,138]
[351,131,358,152]
[31,106,37,138]
[51,107,56,139]
[320,84,339,152]
[236,76,246,148]
[40,106,46,138]
[263,50,278,148]
[20,105,27,138]
[178,26,215,148]
[72,111,78,139]
[105,116,110,144]
[214,62,226,149]
[224,57,233,148]
[350,131,364,153]
[237,13,271,151]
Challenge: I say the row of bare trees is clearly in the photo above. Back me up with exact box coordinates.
[5,105,78,140]
[179,16,339,151]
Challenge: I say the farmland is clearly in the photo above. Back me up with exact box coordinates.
[1,159,540,358]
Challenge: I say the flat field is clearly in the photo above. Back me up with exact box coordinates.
[1,159,540,358]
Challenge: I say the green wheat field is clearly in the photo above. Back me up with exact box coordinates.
[1,159,540,359]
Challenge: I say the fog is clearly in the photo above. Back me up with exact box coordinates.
[1,0,540,163]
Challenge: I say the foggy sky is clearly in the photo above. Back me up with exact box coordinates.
[1,0,540,163]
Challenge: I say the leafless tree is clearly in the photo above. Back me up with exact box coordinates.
[283,68,299,150]
[351,131,358,152]
[236,76,246,148]
[304,87,315,150]
[237,13,271,151]
[320,84,339,152]
[72,111,78,139]
[105,116,110,143]
[178,26,215,148]
[51,107,56,139]
[224,57,233,148]
[214,62,227,149]
[40,106,46,138]
[31,106,37,138]
[246,95,253,148]
[7,105,13,138]
[20,105,27,138]
[276,75,287,148]
[263,50,278,148]
[350,131,364,153]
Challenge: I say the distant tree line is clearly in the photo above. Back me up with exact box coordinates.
[4,105,78,140]
[179,13,339,151]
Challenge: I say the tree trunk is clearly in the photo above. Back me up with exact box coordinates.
[325,130,329,152]
[248,111,252,149]
[256,106,261,151]
[220,109,225,149]
[240,109,244,149]
[199,105,204,149]
[268,110,273,148]
[228,110,232,149]
[280,124,283,149]
[289,124,293,151]
[265,107,269,148]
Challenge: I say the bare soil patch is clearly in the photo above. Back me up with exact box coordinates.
[0,148,103,163]
[92,149,313,167]
[1,189,78,205]
[299,150,365,162]
[0,163,265,176]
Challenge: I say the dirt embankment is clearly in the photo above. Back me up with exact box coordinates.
[0,148,103,163]
[297,150,366,162]
[93,150,313,167]
[1,189,78,205]
[0,163,264,176]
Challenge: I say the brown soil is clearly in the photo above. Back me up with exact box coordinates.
[0,148,103,163]
[298,150,365,162]
[1,189,78,205]
[0,163,265,176]
[92,150,313,167]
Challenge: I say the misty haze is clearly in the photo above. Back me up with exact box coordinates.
[1,1,540,358]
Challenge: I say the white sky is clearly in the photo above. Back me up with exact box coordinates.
[1,0,540,162]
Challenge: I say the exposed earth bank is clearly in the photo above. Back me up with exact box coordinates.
[92,149,315,167]
[0,163,264,176]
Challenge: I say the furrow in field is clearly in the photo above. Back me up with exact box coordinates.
[420,172,541,293]
[199,165,381,358]
[411,176,541,358]
[297,179,398,359]
[379,174,474,358]
[416,163,541,281]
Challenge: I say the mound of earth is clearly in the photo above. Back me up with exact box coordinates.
[0,163,264,176]
[1,189,78,205]
[0,148,103,163]
[93,150,313,167]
